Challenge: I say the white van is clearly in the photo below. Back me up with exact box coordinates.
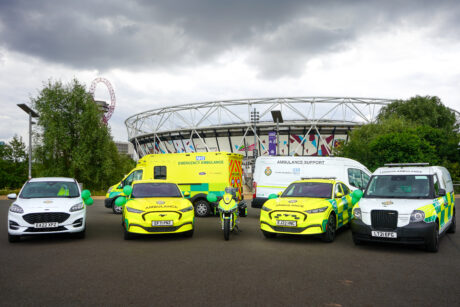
[351,163,456,252]
[252,156,371,208]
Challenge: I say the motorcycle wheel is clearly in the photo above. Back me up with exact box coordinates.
[224,219,230,241]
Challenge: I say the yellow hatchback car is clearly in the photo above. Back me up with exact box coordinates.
[260,178,362,242]
[118,180,195,240]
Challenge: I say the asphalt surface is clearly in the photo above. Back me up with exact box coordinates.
[0,199,459,307]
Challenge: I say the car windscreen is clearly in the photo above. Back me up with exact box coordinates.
[281,182,333,198]
[20,181,80,198]
[364,175,431,199]
[131,183,182,198]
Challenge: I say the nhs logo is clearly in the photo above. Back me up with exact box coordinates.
[196,156,205,161]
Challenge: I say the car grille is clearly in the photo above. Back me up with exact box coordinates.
[23,213,70,224]
[371,210,398,230]
[141,226,181,232]
[271,226,306,233]
[25,226,67,232]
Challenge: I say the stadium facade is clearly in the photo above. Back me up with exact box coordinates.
[124,97,398,160]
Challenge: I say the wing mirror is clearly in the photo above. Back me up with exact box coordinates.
[336,192,344,198]
[7,193,17,200]
[183,191,190,197]
[438,189,446,197]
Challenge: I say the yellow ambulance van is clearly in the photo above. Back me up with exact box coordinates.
[105,152,244,217]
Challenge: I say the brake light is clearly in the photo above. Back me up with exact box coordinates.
[253,181,257,199]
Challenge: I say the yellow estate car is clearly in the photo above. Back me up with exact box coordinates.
[119,180,195,240]
[260,178,362,242]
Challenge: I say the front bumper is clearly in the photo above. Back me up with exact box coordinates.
[251,197,268,208]
[125,210,194,234]
[351,219,435,245]
[8,210,86,235]
[260,209,327,235]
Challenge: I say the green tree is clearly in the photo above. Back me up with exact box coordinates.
[32,79,134,190]
[339,96,460,179]
[0,135,28,189]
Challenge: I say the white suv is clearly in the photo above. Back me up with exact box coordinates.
[7,177,87,242]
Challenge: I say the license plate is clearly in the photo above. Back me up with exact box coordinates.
[152,220,173,226]
[276,220,297,227]
[371,231,397,238]
[34,222,59,228]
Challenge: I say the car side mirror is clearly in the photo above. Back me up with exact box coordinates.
[7,193,17,200]
[336,192,344,198]
[438,189,446,197]
[183,191,190,197]
[268,193,278,199]
[277,191,282,196]
[207,193,218,202]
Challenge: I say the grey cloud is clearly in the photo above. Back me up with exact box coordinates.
[0,0,459,78]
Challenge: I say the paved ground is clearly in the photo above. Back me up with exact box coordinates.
[0,199,459,307]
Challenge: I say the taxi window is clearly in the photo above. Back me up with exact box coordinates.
[433,175,440,196]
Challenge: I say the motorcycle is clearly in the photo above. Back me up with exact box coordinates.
[207,187,247,241]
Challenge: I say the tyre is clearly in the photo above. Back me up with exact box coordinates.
[223,219,230,241]
[183,228,194,238]
[194,199,210,217]
[239,207,247,217]
[426,221,439,252]
[124,227,134,240]
[112,199,123,214]
[262,230,276,238]
[447,209,456,234]
[321,214,337,243]
[352,233,362,245]
[74,228,86,239]
[8,233,20,243]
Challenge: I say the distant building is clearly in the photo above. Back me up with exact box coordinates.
[115,141,136,160]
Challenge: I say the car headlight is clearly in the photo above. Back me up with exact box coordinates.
[179,205,194,213]
[305,206,328,214]
[410,210,425,223]
[9,204,24,214]
[126,206,144,214]
[70,202,84,212]
[353,207,361,219]
[261,205,272,212]
[107,186,113,193]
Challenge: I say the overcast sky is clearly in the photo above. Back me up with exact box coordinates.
[1,0,459,143]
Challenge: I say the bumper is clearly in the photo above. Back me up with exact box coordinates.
[125,211,194,235]
[351,219,435,245]
[251,197,268,208]
[8,210,86,236]
[260,210,327,235]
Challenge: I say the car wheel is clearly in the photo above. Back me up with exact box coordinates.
[352,233,362,245]
[8,233,20,243]
[262,230,276,238]
[321,214,336,243]
[447,209,456,234]
[194,200,210,217]
[112,199,123,214]
[426,221,440,252]
[183,229,194,238]
[124,227,134,240]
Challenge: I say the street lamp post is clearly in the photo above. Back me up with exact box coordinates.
[270,110,284,156]
[250,108,259,159]
[17,104,39,179]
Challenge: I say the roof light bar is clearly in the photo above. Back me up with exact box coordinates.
[301,177,337,180]
[384,163,430,167]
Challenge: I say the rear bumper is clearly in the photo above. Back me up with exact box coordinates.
[351,219,435,245]
[251,197,268,208]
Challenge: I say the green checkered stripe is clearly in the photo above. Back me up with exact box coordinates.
[422,192,455,226]
[326,195,353,229]
[178,183,227,198]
